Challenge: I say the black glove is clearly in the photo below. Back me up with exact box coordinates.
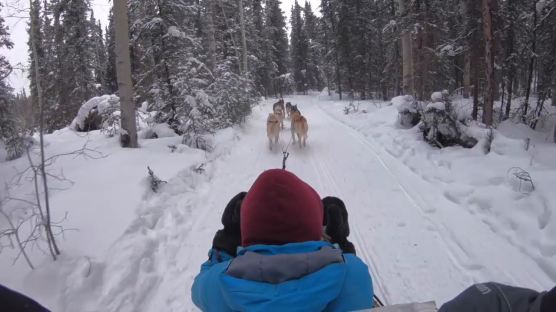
[322,196,356,254]
[542,287,556,312]
[212,192,246,257]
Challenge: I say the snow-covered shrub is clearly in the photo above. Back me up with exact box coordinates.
[0,97,29,160]
[209,61,258,127]
[4,136,34,161]
[71,95,120,133]
[99,102,121,138]
[180,92,216,151]
[393,95,421,128]
[420,92,477,148]
[344,102,360,115]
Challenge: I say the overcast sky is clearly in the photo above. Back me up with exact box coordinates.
[1,0,319,93]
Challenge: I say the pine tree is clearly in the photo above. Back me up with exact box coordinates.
[303,1,320,91]
[90,13,107,92]
[128,0,203,129]
[104,8,117,94]
[290,1,308,93]
[0,3,14,103]
[264,0,289,96]
[27,0,44,116]
[246,0,267,95]
[41,0,61,130]
[320,0,342,98]
[58,0,95,127]
[0,4,24,160]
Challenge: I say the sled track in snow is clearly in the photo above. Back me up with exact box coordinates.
[308,154,391,304]
[310,101,482,302]
[316,105,478,266]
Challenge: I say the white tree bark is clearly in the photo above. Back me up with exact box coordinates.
[114,0,138,147]
[28,0,60,259]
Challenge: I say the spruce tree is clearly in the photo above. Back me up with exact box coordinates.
[0,4,23,160]
[27,0,44,115]
[264,0,289,96]
[58,0,95,127]
[90,13,107,92]
[290,1,308,93]
[104,8,118,94]
[303,1,320,91]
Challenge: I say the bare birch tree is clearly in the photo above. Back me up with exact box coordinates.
[28,0,60,259]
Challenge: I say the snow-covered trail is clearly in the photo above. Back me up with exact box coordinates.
[59,95,553,311]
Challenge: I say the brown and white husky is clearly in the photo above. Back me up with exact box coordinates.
[273,106,285,129]
[273,99,285,111]
[290,110,308,147]
[273,99,286,129]
[285,102,293,119]
[267,113,281,150]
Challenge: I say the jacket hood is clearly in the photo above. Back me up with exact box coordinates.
[218,241,347,312]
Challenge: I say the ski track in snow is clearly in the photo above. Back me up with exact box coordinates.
[11,95,554,311]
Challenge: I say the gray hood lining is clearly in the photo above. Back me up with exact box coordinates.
[226,246,344,284]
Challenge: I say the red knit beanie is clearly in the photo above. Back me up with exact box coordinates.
[241,169,323,246]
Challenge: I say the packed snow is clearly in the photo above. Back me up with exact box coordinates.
[1,95,555,311]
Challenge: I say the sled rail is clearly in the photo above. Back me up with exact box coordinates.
[368,301,437,312]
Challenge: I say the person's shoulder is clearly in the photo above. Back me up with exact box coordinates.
[343,254,369,270]
[342,254,372,284]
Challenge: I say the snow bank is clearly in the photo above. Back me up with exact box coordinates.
[70,95,120,131]
[320,97,556,293]
[0,124,207,310]
[317,87,340,100]
[139,123,178,139]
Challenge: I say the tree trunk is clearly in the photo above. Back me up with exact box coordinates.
[481,0,496,126]
[114,0,138,148]
[238,0,248,75]
[398,0,414,97]
[553,121,556,143]
[505,77,514,118]
[522,0,538,121]
[552,80,556,107]
[463,52,471,98]
[401,32,414,96]
[503,0,515,120]
[205,0,217,72]
[499,78,505,122]
[28,0,60,259]
[472,72,479,121]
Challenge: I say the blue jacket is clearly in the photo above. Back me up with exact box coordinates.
[191,241,374,311]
